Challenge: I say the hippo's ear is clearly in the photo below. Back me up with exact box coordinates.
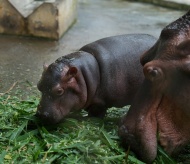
[177,39,190,55]
[67,67,78,76]
[43,63,49,71]
[64,67,78,83]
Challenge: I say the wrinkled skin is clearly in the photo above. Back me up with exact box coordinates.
[36,34,156,124]
[119,11,190,163]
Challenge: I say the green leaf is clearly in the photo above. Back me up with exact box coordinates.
[0,150,6,163]
[4,154,12,160]
[101,129,115,147]
[128,155,146,164]
[157,146,176,164]
[101,154,125,160]
[16,129,39,142]
[9,121,28,141]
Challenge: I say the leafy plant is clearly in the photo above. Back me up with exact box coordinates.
[0,89,189,163]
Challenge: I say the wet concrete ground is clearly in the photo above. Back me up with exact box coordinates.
[0,0,184,94]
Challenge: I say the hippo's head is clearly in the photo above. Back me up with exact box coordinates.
[119,11,190,163]
[36,55,87,124]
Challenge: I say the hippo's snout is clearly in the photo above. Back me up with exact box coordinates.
[36,109,50,119]
[36,111,59,125]
[36,104,61,125]
[36,108,52,124]
[144,65,163,82]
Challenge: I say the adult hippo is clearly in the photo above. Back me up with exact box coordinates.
[36,34,156,124]
[119,11,190,163]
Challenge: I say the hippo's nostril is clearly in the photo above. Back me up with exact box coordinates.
[147,68,158,77]
[145,66,163,81]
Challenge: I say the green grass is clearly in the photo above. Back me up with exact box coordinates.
[0,87,189,163]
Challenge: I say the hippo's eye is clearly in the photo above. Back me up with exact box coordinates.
[55,88,64,96]
[52,84,64,96]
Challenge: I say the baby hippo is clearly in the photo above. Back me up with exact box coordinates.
[36,34,156,124]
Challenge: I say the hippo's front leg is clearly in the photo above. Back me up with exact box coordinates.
[86,104,107,118]
[119,80,160,163]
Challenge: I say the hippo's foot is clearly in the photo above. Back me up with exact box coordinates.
[156,101,190,157]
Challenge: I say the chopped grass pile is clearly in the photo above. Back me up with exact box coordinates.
[0,90,189,163]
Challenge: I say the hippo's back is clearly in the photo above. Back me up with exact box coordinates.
[80,34,156,60]
[80,34,157,107]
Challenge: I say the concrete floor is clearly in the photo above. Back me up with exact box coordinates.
[0,0,184,94]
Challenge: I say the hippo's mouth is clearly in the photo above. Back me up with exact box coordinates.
[155,95,190,156]
[119,82,186,162]
[119,76,190,163]
[58,99,64,118]
[56,99,71,121]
